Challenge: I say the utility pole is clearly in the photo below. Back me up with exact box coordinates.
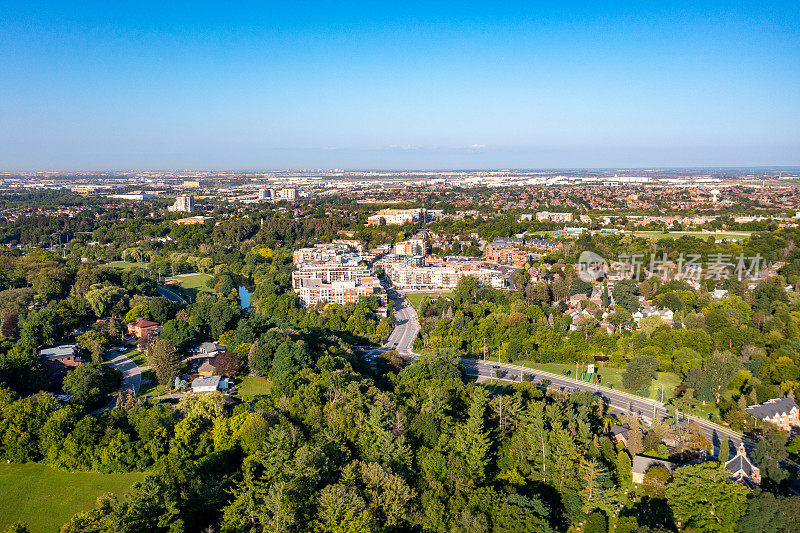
[483,337,487,361]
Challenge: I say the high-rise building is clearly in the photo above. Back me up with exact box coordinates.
[169,195,195,213]
[278,188,297,201]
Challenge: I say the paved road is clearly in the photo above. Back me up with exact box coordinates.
[157,285,186,304]
[384,289,420,356]
[462,358,748,456]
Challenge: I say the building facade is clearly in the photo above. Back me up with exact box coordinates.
[169,195,195,213]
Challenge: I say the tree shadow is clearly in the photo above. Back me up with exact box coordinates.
[620,496,676,532]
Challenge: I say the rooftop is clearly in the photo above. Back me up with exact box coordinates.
[746,397,799,420]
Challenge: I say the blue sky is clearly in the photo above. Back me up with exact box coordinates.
[1,1,798,169]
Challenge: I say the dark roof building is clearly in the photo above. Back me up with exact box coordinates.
[725,443,761,488]
[746,397,800,432]
[631,455,677,484]
[610,424,630,443]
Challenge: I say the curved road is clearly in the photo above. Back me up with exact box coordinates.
[462,358,748,455]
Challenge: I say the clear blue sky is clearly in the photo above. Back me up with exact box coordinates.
[1,1,798,170]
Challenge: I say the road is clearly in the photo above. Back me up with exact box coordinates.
[384,289,420,356]
[462,358,748,456]
[157,285,186,304]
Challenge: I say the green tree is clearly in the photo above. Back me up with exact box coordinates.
[77,330,111,363]
[622,356,659,394]
[665,462,748,532]
[737,491,800,533]
[718,435,730,463]
[752,433,788,484]
[616,449,632,483]
[271,341,312,382]
[85,284,128,318]
[0,393,58,462]
[160,319,196,352]
[63,363,122,407]
[451,387,492,485]
[149,338,182,387]
[584,511,607,533]
[612,279,639,313]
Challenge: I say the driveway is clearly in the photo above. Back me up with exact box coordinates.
[103,349,142,406]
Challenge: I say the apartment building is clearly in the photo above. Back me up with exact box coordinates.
[169,195,195,213]
[535,211,573,223]
[295,277,384,308]
[394,236,427,256]
[291,264,372,289]
[385,262,505,290]
[367,208,426,226]
[293,243,354,265]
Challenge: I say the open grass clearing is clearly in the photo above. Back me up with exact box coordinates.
[234,376,272,398]
[493,360,682,403]
[0,463,144,533]
[405,291,453,309]
[105,260,147,271]
[632,230,752,241]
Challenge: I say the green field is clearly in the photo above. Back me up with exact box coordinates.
[173,273,213,291]
[105,260,147,271]
[632,230,752,241]
[235,376,272,397]
[405,292,453,309]
[167,273,214,301]
[0,463,145,533]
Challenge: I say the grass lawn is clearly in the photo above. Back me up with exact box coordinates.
[127,349,147,367]
[235,376,272,398]
[138,371,167,398]
[405,291,453,309]
[503,360,682,403]
[174,273,213,291]
[105,260,148,271]
[0,463,144,533]
[632,230,752,241]
[167,272,214,301]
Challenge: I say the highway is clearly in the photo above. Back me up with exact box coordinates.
[461,358,749,456]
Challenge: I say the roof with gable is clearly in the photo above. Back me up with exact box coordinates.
[129,318,159,328]
[631,455,677,475]
[725,454,757,478]
[198,361,215,373]
[610,424,630,438]
[746,397,799,420]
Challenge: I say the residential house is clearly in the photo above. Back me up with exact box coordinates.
[39,343,86,385]
[198,341,225,357]
[127,319,161,338]
[191,375,230,394]
[746,397,800,432]
[197,361,216,376]
[610,424,630,445]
